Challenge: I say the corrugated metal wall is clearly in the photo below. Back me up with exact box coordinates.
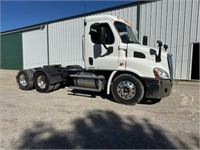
[22,26,48,69]
[48,17,84,67]
[140,0,200,79]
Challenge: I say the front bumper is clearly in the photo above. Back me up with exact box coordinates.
[143,78,173,99]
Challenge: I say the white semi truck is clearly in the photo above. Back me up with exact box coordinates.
[16,15,173,105]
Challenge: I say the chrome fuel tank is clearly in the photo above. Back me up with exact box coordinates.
[74,72,97,89]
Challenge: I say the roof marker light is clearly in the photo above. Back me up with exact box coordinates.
[124,19,130,26]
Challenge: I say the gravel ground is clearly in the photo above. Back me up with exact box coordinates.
[0,69,199,149]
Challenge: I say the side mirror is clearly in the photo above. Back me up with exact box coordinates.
[164,44,168,51]
[142,36,148,45]
[98,27,106,44]
[157,40,163,47]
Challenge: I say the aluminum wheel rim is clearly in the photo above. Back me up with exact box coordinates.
[37,75,47,89]
[117,81,136,100]
[19,74,27,87]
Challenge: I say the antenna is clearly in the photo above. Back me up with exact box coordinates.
[84,1,86,14]
[84,1,86,23]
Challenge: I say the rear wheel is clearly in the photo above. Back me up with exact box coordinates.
[111,74,144,105]
[34,72,54,93]
[16,70,35,90]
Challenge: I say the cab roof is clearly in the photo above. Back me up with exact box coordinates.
[85,15,131,26]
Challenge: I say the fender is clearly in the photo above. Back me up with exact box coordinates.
[106,67,144,95]
[34,67,64,84]
[106,70,117,95]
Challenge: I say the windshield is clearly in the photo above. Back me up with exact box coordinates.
[114,21,139,44]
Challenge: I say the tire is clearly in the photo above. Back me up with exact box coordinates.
[16,69,35,90]
[34,72,54,93]
[53,83,61,91]
[111,74,144,105]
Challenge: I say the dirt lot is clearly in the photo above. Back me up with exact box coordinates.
[0,69,199,149]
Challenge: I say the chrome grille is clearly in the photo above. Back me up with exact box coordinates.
[167,53,173,79]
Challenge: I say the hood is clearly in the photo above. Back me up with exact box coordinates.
[127,43,168,58]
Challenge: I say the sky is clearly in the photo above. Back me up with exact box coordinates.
[0,1,134,32]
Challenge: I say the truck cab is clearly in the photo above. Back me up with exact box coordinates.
[84,15,173,101]
[84,15,172,78]
[16,15,173,105]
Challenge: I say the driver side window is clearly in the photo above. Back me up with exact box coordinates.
[90,23,114,44]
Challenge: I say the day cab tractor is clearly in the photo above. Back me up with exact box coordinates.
[16,15,173,105]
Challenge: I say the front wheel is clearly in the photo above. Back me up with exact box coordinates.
[111,74,144,105]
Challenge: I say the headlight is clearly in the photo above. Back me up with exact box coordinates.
[153,68,169,79]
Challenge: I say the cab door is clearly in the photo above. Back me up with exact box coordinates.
[84,20,119,70]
